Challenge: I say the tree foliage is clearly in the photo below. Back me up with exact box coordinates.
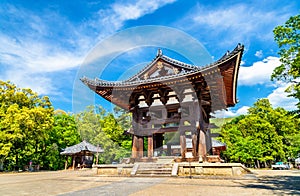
[0,80,132,170]
[75,106,131,164]
[0,81,53,170]
[0,81,84,171]
[272,14,300,111]
[220,99,300,168]
[44,113,81,170]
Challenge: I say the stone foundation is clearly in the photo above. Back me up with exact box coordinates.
[94,162,251,177]
[177,162,251,176]
[96,164,133,176]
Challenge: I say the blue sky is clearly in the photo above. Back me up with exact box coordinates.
[0,0,299,117]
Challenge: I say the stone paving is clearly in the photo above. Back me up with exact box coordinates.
[0,169,299,195]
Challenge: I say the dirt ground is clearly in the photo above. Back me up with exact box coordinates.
[0,169,299,196]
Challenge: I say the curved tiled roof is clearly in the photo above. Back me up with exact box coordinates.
[212,139,226,148]
[81,44,243,88]
[81,44,244,111]
[60,140,104,155]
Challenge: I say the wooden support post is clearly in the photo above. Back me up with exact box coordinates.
[148,136,153,158]
[205,129,212,155]
[72,155,75,170]
[167,144,172,156]
[64,156,68,170]
[138,136,144,158]
[198,130,207,162]
[96,145,99,165]
[132,135,138,158]
[180,134,187,159]
[192,133,198,158]
[92,154,94,166]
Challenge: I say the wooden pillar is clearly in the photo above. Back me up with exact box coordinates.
[138,136,144,158]
[192,132,198,158]
[92,154,94,166]
[72,155,75,170]
[81,151,85,168]
[64,156,68,170]
[198,130,207,162]
[167,144,172,156]
[148,135,153,158]
[132,135,138,158]
[180,134,186,158]
[96,145,99,165]
[205,129,212,155]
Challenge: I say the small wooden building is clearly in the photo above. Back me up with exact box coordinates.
[81,44,243,162]
[60,140,103,170]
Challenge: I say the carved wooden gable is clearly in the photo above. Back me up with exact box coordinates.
[141,60,174,80]
[132,59,195,81]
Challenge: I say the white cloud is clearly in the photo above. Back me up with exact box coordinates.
[212,106,250,118]
[238,56,280,86]
[268,82,298,111]
[0,31,84,95]
[2,69,58,95]
[0,34,84,73]
[255,50,263,58]
[93,0,176,37]
[113,0,176,21]
[0,0,177,96]
[181,3,291,45]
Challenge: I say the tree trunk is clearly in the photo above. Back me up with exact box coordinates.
[0,158,4,171]
[256,160,260,169]
[16,152,19,171]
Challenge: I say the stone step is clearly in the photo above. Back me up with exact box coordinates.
[138,166,172,170]
[137,169,172,174]
[156,159,175,164]
[138,164,173,168]
[135,174,172,177]
[137,168,172,171]
[137,170,172,174]
[134,163,173,177]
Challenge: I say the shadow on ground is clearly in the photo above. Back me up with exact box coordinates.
[242,175,300,195]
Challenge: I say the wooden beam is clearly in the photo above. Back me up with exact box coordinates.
[211,133,220,137]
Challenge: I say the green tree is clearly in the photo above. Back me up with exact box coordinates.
[220,99,299,167]
[0,81,53,170]
[44,112,81,170]
[75,106,131,164]
[248,99,299,159]
[272,14,300,111]
[113,106,132,151]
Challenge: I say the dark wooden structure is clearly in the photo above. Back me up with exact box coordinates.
[81,44,244,162]
[60,140,103,170]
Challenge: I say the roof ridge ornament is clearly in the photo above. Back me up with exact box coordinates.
[157,48,162,57]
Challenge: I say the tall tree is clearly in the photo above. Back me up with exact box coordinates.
[220,99,299,167]
[272,14,300,111]
[75,106,131,164]
[44,113,81,170]
[0,81,53,170]
[113,106,132,150]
